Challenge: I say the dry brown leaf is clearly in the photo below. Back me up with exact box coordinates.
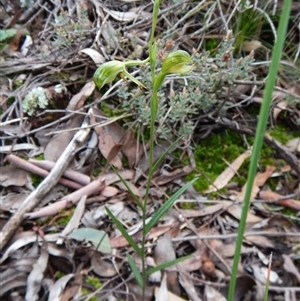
[180,203,224,218]
[48,274,75,301]
[0,166,29,187]
[0,232,60,264]
[44,82,95,161]
[244,236,275,248]
[25,242,48,301]
[90,107,124,169]
[8,28,26,51]
[154,274,187,301]
[242,40,262,52]
[97,126,123,169]
[0,192,28,212]
[60,268,82,301]
[120,128,143,168]
[154,165,193,186]
[227,204,262,223]
[56,196,86,245]
[0,261,31,296]
[234,165,276,202]
[90,107,125,141]
[204,285,226,301]
[134,140,174,182]
[100,186,119,197]
[105,143,123,167]
[285,137,300,153]
[110,223,174,248]
[282,254,300,284]
[273,101,288,121]
[115,180,141,197]
[67,81,95,111]
[178,273,203,301]
[268,215,298,229]
[205,150,251,193]
[259,190,300,211]
[178,250,202,272]
[155,233,181,296]
[127,281,154,301]
[80,48,105,64]
[91,252,117,277]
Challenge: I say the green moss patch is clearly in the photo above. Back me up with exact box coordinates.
[188,123,295,193]
[187,130,247,192]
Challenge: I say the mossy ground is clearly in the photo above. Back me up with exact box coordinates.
[54,208,75,226]
[81,276,102,301]
[186,122,297,194]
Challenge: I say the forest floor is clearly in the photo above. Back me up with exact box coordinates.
[0,1,300,301]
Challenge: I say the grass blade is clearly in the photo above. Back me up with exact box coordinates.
[144,178,198,234]
[227,0,292,300]
[105,207,142,256]
[111,166,144,209]
[148,136,182,180]
[263,253,272,301]
[146,255,191,275]
[127,253,144,288]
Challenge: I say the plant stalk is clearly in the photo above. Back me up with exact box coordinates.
[227,0,292,300]
[140,0,161,299]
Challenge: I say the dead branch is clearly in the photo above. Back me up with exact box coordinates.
[0,114,91,251]
[7,154,84,190]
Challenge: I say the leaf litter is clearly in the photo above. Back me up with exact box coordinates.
[1,1,300,301]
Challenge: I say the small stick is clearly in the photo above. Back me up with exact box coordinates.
[28,158,91,186]
[0,119,91,251]
[7,155,84,190]
[25,169,134,219]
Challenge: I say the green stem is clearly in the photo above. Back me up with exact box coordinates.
[227,1,292,300]
[122,69,146,89]
[141,1,161,299]
[123,57,149,68]
[123,58,150,89]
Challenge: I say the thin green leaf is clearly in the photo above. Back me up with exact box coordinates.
[263,253,272,301]
[68,228,111,254]
[111,166,144,209]
[127,253,144,288]
[148,136,182,180]
[105,207,142,256]
[146,255,191,275]
[145,178,198,234]
[228,0,292,299]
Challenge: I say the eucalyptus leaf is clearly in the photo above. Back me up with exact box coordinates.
[68,228,111,254]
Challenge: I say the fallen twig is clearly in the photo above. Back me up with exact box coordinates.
[28,158,91,186]
[25,179,105,219]
[24,169,134,219]
[7,154,84,190]
[0,114,91,251]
